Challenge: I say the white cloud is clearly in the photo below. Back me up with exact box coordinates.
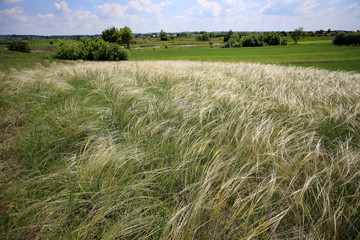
[54,1,71,14]
[97,3,126,18]
[347,3,360,10]
[95,0,176,31]
[223,0,246,16]
[185,0,222,18]
[0,6,30,22]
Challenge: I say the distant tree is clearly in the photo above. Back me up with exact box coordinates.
[318,29,324,35]
[160,30,168,41]
[196,33,210,41]
[119,26,134,49]
[170,35,175,43]
[290,27,305,44]
[229,34,240,47]
[280,31,287,37]
[224,30,234,42]
[102,27,121,43]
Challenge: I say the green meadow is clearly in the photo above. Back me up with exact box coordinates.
[130,37,360,72]
[1,36,360,72]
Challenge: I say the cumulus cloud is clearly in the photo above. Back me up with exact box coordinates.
[54,1,71,14]
[95,0,176,31]
[223,0,246,16]
[0,6,30,22]
[185,0,222,18]
[97,3,126,18]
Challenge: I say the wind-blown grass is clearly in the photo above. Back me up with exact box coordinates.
[1,61,360,239]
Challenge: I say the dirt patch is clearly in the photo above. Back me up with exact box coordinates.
[31,46,56,53]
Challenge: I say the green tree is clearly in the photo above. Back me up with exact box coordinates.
[195,33,210,41]
[170,35,175,43]
[102,27,121,43]
[160,30,168,41]
[119,26,134,49]
[224,30,234,42]
[290,27,305,44]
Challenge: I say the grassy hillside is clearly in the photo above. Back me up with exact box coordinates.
[1,61,359,239]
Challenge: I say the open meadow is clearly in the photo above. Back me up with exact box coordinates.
[1,60,360,239]
[1,36,360,73]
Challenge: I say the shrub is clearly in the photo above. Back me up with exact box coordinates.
[195,33,210,41]
[263,32,281,46]
[281,38,288,45]
[222,33,284,48]
[53,38,129,61]
[108,44,129,61]
[333,32,360,46]
[7,40,31,53]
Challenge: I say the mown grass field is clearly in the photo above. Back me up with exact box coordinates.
[1,60,360,239]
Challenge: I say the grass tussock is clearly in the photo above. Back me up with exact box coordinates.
[1,61,360,239]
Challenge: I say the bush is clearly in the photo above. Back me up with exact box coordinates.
[281,38,288,45]
[333,32,360,46]
[221,32,285,48]
[195,33,210,41]
[7,40,31,53]
[53,38,129,61]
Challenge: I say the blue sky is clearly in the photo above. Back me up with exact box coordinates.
[0,0,359,35]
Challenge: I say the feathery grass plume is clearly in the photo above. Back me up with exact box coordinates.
[1,61,360,239]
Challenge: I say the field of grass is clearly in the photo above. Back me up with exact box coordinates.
[1,60,360,239]
[130,38,360,73]
[1,36,359,72]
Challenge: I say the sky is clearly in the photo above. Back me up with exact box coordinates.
[0,0,359,35]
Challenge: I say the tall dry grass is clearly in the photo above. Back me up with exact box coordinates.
[1,61,359,239]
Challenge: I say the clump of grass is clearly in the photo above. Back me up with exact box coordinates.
[1,61,360,239]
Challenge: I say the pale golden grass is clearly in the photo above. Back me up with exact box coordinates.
[2,61,360,239]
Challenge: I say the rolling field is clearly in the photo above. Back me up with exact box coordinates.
[1,61,360,239]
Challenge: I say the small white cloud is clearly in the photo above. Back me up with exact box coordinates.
[37,13,54,19]
[186,0,222,18]
[125,0,174,16]
[54,1,71,14]
[347,3,360,10]
[0,6,30,22]
[97,3,126,18]
[223,0,246,15]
